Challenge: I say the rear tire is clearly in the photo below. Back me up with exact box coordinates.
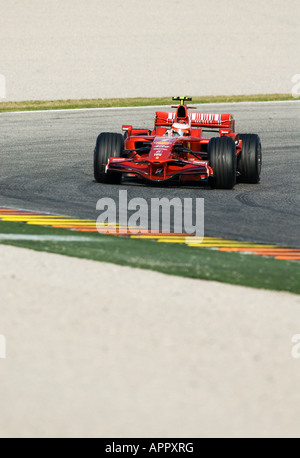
[238,134,262,183]
[94,133,124,184]
[208,137,237,189]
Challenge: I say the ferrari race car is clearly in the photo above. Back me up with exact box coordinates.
[93,97,262,189]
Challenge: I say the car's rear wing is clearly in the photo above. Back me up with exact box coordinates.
[155,111,235,131]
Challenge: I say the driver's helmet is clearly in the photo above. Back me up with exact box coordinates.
[171,121,191,136]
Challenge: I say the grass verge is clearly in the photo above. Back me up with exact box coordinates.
[0,94,296,113]
[0,220,299,294]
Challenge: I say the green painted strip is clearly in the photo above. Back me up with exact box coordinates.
[0,94,296,113]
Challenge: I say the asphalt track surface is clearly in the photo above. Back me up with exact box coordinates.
[0,101,299,247]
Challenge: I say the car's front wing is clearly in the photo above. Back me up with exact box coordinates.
[107,158,212,182]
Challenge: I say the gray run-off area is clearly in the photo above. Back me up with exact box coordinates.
[0,244,300,438]
[0,0,299,101]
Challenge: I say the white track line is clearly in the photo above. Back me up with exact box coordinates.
[0,205,73,218]
[1,100,299,115]
[0,234,106,242]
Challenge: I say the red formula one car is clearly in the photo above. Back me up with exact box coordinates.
[94,97,262,189]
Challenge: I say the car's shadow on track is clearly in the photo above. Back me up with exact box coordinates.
[119,176,213,191]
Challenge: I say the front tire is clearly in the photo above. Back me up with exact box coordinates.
[238,134,262,183]
[94,132,124,184]
[208,137,237,189]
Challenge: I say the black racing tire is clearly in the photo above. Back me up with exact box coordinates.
[208,137,237,189]
[238,134,262,183]
[94,132,124,184]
